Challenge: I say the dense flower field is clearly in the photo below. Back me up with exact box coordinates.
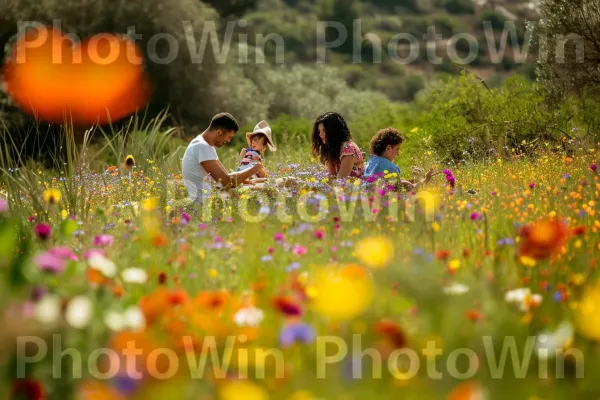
[2,145,600,400]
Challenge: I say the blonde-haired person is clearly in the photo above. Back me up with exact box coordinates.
[237,120,276,181]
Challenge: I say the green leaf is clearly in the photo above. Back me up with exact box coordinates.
[60,219,77,238]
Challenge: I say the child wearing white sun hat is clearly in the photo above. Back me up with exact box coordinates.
[237,120,276,179]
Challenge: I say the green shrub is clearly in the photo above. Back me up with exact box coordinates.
[479,9,508,31]
[440,0,474,14]
[414,73,574,162]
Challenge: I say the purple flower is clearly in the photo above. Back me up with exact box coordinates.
[34,251,66,273]
[286,262,301,272]
[261,255,273,262]
[93,234,114,247]
[528,183,536,189]
[470,212,482,221]
[34,223,52,240]
[591,163,598,173]
[442,169,456,188]
[31,286,47,302]
[279,322,315,347]
[180,212,191,225]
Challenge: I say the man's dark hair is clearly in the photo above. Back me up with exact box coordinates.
[370,128,404,155]
[209,113,239,132]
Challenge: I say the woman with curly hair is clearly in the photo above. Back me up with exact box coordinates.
[311,112,364,179]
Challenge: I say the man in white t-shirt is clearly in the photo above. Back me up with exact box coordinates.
[182,113,264,202]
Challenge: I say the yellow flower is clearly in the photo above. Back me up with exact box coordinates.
[448,259,460,271]
[124,154,136,167]
[312,265,374,320]
[355,236,394,269]
[141,197,159,212]
[288,391,315,400]
[410,127,419,133]
[208,269,218,278]
[519,256,537,267]
[431,222,441,232]
[575,280,600,341]
[43,188,62,205]
[61,209,68,219]
[219,380,268,400]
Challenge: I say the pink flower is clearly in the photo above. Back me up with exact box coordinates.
[34,223,52,240]
[0,196,7,213]
[93,234,114,247]
[34,251,66,273]
[442,169,456,188]
[180,212,191,224]
[470,212,482,221]
[293,245,307,256]
[315,230,325,240]
[84,248,104,261]
[268,247,275,254]
[528,183,536,189]
[274,232,285,242]
[49,246,79,261]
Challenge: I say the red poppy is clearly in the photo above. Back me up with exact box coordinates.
[11,379,45,400]
[572,225,586,236]
[273,295,303,317]
[374,320,406,348]
[466,309,482,321]
[436,250,450,261]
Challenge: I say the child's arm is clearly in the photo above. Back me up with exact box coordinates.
[238,149,247,165]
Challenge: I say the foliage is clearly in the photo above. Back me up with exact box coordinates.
[200,0,258,17]
[413,73,584,162]
[534,0,600,97]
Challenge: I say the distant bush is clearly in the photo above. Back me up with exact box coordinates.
[534,0,600,98]
[479,10,508,31]
[439,0,474,14]
[414,73,574,161]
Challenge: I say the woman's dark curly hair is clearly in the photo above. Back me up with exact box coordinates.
[370,128,404,155]
[311,112,353,167]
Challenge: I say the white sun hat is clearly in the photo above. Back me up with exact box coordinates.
[246,120,276,151]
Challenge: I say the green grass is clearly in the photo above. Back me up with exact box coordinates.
[1,119,600,400]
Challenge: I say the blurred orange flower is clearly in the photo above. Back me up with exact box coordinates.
[519,219,569,260]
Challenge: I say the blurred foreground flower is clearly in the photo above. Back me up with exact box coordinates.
[65,296,93,329]
[11,379,45,400]
[519,219,569,260]
[312,265,374,320]
[354,236,394,269]
[446,381,487,400]
[219,380,269,400]
[535,321,574,359]
[34,223,52,240]
[0,196,8,213]
[43,188,61,205]
[575,280,600,341]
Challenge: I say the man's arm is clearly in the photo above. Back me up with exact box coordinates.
[201,160,263,189]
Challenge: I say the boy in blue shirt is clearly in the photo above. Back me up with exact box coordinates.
[364,128,434,189]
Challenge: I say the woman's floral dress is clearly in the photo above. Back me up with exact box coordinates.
[335,141,364,178]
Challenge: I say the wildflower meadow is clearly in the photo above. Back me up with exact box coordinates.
[1,123,600,399]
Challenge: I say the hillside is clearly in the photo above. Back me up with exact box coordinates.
[236,0,540,101]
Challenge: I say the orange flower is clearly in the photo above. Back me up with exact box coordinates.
[436,250,450,261]
[139,288,190,325]
[519,219,569,260]
[151,233,168,248]
[195,290,232,311]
